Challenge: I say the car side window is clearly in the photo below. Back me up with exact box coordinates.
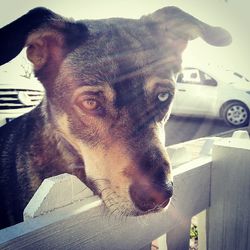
[177,68,201,84]
[177,68,217,86]
[199,70,217,86]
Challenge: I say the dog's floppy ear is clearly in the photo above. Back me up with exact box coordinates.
[0,7,88,69]
[142,6,232,47]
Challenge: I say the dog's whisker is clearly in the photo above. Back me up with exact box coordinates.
[170,201,176,209]
[91,178,111,184]
[99,188,114,199]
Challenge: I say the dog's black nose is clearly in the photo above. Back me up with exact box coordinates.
[129,181,173,212]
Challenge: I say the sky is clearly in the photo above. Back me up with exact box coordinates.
[1,0,250,79]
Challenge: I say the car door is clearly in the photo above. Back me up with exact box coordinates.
[172,68,219,116]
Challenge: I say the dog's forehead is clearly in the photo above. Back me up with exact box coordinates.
[69,18,178,87]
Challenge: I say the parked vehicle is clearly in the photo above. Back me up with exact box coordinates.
[0,72,44,127]
[171,67,250,127]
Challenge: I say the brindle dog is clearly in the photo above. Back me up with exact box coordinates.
[0,6,231,229]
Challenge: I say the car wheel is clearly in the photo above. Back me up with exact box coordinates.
[222,101,250,127]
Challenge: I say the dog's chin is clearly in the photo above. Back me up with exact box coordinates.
[127,207,164,217]
[103,196,171,218]
[105,204,170,218]
[128,200,171,217]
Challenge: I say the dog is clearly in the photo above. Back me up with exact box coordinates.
[0,6,231,229]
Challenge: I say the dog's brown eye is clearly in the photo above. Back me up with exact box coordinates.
[74,94,105,116]
[80,99,99,111]
[75,95,101,111]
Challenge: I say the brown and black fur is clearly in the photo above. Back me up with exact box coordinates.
[0,7,231,229]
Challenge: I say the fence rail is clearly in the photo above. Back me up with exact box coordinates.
[0,130,249,250]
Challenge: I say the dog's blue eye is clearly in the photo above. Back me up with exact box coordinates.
[158,92,169,102]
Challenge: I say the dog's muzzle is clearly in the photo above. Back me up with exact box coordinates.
[129,179,173,213]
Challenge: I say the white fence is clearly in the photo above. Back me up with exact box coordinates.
[0,130,250,250]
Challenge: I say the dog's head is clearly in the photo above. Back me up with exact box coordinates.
[0,7,231,216]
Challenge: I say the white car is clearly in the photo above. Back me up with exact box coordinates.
[171,67,250,127]
[0,73,44,127]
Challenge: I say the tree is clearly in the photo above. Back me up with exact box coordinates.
[20,56,33,79]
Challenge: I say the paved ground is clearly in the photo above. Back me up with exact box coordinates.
[165,115,233,146]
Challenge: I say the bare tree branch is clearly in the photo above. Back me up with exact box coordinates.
[20,57,33,79]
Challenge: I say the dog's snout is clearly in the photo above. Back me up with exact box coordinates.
[129,181,173,213]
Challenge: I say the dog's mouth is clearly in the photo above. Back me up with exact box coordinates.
[127,197,171,217]
[87,176,173,217]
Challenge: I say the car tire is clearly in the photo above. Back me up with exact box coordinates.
[222,101,250,127]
